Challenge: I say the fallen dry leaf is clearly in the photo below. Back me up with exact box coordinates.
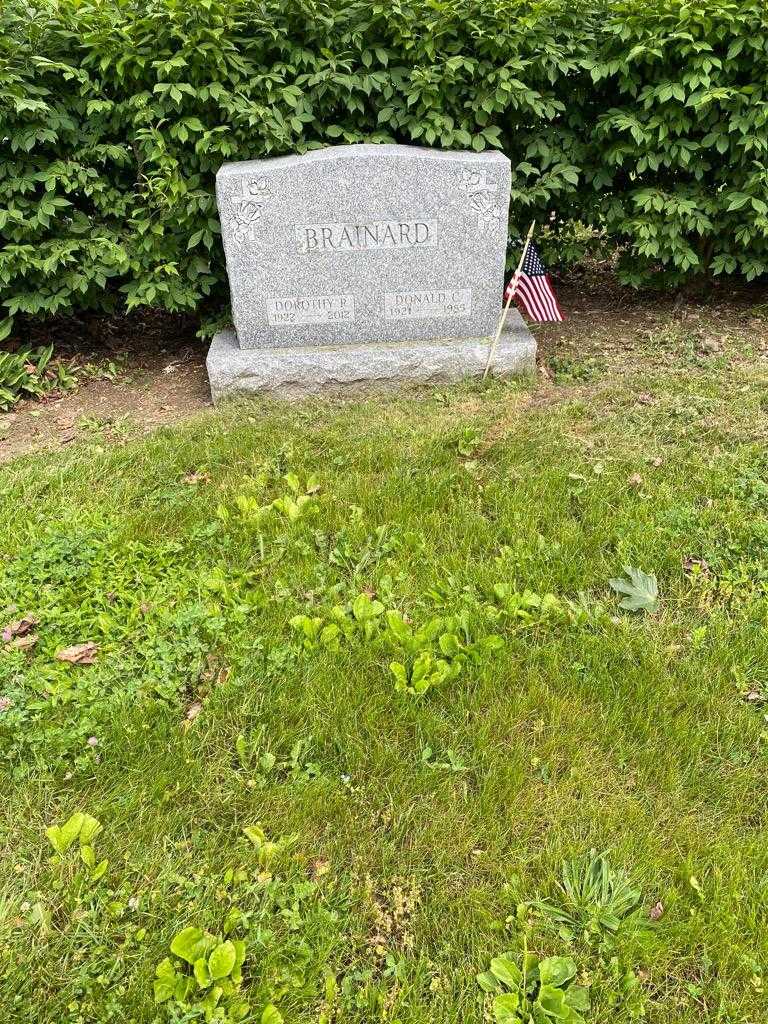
[186,701,203,721]
[9,634,38,651]
[743,689,765,704]
[309,857,330,880]
[649,900,664,921]
[55,642,98,665]
[200,654,230,687]
[2,615,38,643]
[181,701,203,732]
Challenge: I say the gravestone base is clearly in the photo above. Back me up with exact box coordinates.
[207,311,536,402]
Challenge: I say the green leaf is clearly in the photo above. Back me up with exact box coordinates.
[231,939,247,984]
[493,992,520,1023]
[565,986,590,1013]
[243,824,266,848]
[352,593,383,621]
[539,957,577,988]
[90,858,108,881]
[181,975,202,1002]
[483,635,505,652]
[608,566,659,613]
[477,970,502,993]
[490,954,523,989]
[154,958,178,1003]
[439,633,462,657]
[209,940,237,980]
[153,976,177,1003]
[386,610,412,644]
[78,814,102,845]
[261,1005,283,1024]
[389,661,408,690]
[194,956,212,988]
[537,984,570,1018]
[46,812,85,854]
[170,926,209,965]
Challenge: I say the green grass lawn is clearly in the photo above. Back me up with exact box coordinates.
[3,324,768,1023]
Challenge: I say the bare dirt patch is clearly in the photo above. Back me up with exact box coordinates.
[0,312,209,464]
[2,282,767,465]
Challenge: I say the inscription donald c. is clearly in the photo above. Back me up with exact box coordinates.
[385,288,472,321]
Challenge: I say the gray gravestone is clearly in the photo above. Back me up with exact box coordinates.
[207,144,535,399]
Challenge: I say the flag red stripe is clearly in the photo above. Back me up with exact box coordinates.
[539,276,561,320]
[527,279,552,320]
[541,278,558,316]
[526,278,551,320]
[514,281,540,320]
[515,278,541,318]
[517,277,548,321]
[545,275,564,319]
[511,273,563,322]
[535,276,557,320]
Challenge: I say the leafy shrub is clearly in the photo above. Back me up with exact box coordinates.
[386,608,503,696]
[0,0,766,343]
[45,810,109,882]
[587,0,768,286]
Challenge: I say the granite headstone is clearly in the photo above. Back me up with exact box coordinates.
[207,144,535,398]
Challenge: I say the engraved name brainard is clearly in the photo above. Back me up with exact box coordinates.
[296,220,437,254]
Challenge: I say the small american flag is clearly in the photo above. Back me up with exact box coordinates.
[505,241,563,322]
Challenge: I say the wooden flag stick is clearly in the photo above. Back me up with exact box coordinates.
[483,219,536,381]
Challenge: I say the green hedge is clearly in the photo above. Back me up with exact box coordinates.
[1,0,767,340]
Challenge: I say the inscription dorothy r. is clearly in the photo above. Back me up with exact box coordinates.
[267,294,355,326]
